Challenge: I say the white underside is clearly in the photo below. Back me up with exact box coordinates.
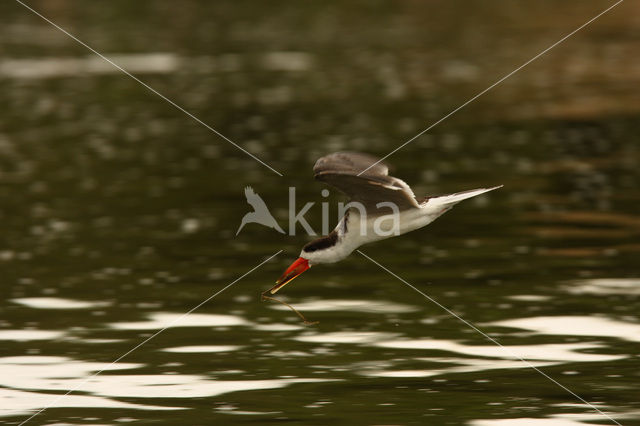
[302,186,501,264]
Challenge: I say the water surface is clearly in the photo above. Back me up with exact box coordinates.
[1,1,639,425]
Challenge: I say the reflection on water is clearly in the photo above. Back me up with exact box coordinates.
[269,299,419,313]
[3,302,639,424]
[110,312,250,330]
[490,316,640,343]
[295,331,399,344]
[0,54,180,79]
[374,339,622,363]
[360,358,560,379]
[11,297,110,309]
[161,345,242,353]
[0,330,65,341]
[564,278,640,296]
[2,300,636,422]
[0,52,313,79]
[0,354,334,416]
[0,388,179,417]
[470,416,609,426]
[0,357,176,416]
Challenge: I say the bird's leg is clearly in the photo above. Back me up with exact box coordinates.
[261,290,319,325]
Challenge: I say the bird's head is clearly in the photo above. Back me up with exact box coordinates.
[268,257,311,294]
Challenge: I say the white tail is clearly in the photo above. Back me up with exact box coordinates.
[428,185,503,205]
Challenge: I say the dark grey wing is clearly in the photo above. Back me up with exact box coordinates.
[313,152,390,177]
[313,152,420,211]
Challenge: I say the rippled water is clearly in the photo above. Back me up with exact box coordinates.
[1,1,640,425]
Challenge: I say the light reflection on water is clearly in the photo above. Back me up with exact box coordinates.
[563,278,640,296]
[0,388,179,418]
[0,52,313,79]
[0,330,65,342]
[374,340,622,363]
[0,356,177,417]
[2,295,638,422]
[470,416,610,426]
[490,315,640,343]
[295,331,400,344]
[268,298,420,313]
[161,345,242,353]
[11,297,110,310]
[360,358,560,379]
[109,312,250,330]
[0,352,335,416]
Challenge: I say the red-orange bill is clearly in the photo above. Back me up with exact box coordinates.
[268,257,310,294]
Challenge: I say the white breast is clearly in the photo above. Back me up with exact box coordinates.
[300,185,500,265]
[302,205,444,265]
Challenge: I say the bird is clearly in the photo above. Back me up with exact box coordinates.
[269,152,501,294]
[236,186,285,235]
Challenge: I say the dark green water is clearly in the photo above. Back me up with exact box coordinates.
[1,1,639,425]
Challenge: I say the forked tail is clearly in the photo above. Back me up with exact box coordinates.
[428,185,503,205]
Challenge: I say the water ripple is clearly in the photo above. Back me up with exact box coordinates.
[269,299,419,313]
[489,316,640,343]
[563,278,640,296]
[0,330,65,341]
[109,312,249,330]
[11,297,110,310]
[161,345,242,353]
[0,355,336,417]
[374,339,622,363]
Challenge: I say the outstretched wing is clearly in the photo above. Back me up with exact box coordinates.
[313,152,420,211]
